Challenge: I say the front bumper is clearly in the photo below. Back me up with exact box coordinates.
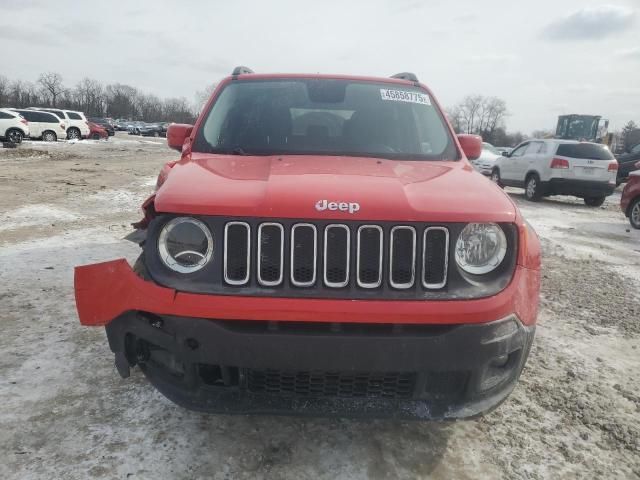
[545,178,615,197]
[106,312,534,419]
[74,259,539,418]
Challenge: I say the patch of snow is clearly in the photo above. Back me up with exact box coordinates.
[0,204,82,231]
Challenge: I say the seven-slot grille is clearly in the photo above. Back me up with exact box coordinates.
[224,222,449,291]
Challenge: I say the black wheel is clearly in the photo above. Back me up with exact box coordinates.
[153,131,159,137]
[67,127,81,140]
[490,168,503,188]
[6,129,23,144]
[91,133,100,140]
[584,196,606,207]
[524,174,542,201]
[629,198,640,229]
[42,131,57,142]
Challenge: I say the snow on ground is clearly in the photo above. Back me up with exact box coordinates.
[0,205,82,231]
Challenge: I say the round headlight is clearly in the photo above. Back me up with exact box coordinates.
[454,223,507,275]
[158,217,213,273]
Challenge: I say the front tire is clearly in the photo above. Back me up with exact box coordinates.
[584,196,606,207]
[91,133,100,140]
[6,129,23,144]
[490,169,503,188]
[67,128,81,140]
[525,174,542,201]
[629,198,640,229]
[42,131,57,142]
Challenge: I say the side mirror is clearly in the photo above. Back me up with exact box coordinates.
[457,134,482,160]
[501,151,510,157]
[167,123,194,151]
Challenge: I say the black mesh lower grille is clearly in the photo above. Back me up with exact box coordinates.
[423,229,448,287]
[247,369,417,399]
[291,225,316,285]
[324,226,349,286]
[391,228,415,287]
[225,224,249,283]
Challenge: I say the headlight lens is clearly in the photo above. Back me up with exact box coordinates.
[455,223,507,275]
[158,217,213,273]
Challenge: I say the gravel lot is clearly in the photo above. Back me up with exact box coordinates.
[1,135,639,479]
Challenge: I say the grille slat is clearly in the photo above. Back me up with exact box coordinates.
[223,221,449,291]
[356,225,383,288]
[257,223,284,286]
[224,222,250,285]
[323,225,350,288]
[423,227,449,289]
[390,226,416,289]
[290,224,317,287]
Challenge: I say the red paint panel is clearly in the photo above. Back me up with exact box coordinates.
[74,259,539,328]
[154,156,517,223]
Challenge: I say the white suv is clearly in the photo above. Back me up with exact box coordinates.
[11,109,66,142]
[491,139,618,206]
[27,107,90,140]
[0,108,30,144]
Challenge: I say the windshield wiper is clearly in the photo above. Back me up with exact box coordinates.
[231,146,248,155]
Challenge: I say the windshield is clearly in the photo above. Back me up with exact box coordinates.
[193,79,457,160]
[557,115,598,140]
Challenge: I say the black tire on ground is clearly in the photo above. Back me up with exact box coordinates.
[42,131,57,142]
[91,133,100,140]
[490,168,503,188]
[67,127,81,140]
[584,196,606,207]
[524,174,542,201]
[628,197,640,229]
[6,129,23,144]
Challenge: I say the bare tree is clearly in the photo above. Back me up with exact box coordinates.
[37,72,66,107]
[2,72,197,122]
[194,83,218,113]
[447,95,508,145]
[74,78,104,116]
[0,75,9,107]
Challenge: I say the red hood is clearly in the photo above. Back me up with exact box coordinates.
[154,154,517,223]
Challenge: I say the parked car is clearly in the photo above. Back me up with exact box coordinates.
[88,122,109,140]
[491,139,618,206]
[11,109,66,142]
[615,143,640,185]
[621,163,640,229]
[88,117,115,136]
[127,121,146,135]
[74,68,541,420]
[470,142,502,176]
[0,108,29,144]
[28,107,90,140]
[138,123,164,137]
[114,119,130,131]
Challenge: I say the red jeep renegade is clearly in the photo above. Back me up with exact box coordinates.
[75,67,541,419]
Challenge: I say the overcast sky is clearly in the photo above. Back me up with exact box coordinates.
[1,0,639,133]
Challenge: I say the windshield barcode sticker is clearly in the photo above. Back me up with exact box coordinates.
[380,89,430,105]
